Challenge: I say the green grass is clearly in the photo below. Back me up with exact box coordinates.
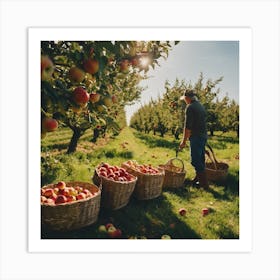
[41,127,239,239]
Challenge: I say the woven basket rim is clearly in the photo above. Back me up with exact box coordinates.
[205,162,229,171]
[122,162,165,176]
[158,164,186,175]
[41,181,101,207]
[95,167,138,183]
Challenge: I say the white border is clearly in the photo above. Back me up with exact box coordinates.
[28,27,252,253]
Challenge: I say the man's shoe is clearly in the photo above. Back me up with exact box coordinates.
[197,171,209,189]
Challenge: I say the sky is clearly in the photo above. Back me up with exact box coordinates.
[125,41,239,125]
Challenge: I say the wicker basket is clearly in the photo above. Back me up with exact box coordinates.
[41,181,101,231]
[205,145,229,181]
[92,168,137,210]
[121,162,165,200]
[159,158,186,189]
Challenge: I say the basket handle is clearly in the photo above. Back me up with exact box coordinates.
[205,149,217,170]
[165,157,185,172]
[206,144,220,164]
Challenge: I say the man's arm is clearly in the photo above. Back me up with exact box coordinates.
[179,106,193,150]
[179,128,191,149]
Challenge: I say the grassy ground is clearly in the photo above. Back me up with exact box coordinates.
[41,127,239,239]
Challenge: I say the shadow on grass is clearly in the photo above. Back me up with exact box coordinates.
[41,194,201,239]
[41,142,69,151]
[212,134,239,144]
[104,149,134,159]
[133,131,179,150]
[182,171,239,202]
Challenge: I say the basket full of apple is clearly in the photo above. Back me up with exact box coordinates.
[92,163,137,210]
[121,160,165,200]
[41,181,101,231]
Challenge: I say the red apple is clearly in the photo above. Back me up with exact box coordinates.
[114,229,122,238]
[68,67,85,83]
[55,195,68,204]
[56,181,66,190]
[45,198,55,205]
[102,163,110,169]
[202,208,209,216]
[89,92,101,103]
[107,227,121,238]
[82,189,92,197]
[41,55,54,81]
[99,171,107,177]
[73,87,90,105]
[44,189,55,198]
[111,95,118,104]
[105,223,114,230]
[179,208,187,216]
[61,188,70,196]
[67,195,77,203]
[50,193,58,200]
[83,58,99,74]
[76,193,87,200]
[42,118,58,132]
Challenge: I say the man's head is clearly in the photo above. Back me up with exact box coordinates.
[180,89,197,104]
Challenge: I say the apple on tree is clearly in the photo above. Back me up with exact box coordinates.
[68,67,85,83]
[41,55,54,81]
[83,58,99,75]
[42,118,58,132]
[72,87,90,105]
[103,97,113,107]
[89,92,101,103]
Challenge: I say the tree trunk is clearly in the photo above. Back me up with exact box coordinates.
[67,128,82,154]
[210,129,214,136]
[92,128,99,143]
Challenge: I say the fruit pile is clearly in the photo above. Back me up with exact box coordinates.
[97,163,135,182]
[98,223,122,238]
[124,160,161,174]
[41,181,96,206]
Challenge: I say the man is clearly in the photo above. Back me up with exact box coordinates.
[179,89,209,189]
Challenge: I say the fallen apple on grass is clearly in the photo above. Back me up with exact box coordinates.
[98,225,107,233]
[202,208,209,216]
[179,208,187,216]
[161,234,171,239]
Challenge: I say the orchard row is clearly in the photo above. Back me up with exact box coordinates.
[130,74,239,138]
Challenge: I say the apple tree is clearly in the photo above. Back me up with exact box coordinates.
[41,41,175,153]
